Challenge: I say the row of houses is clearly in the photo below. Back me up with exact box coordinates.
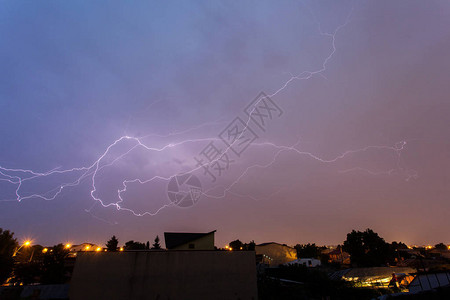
[65,231,449,274]
[4,230,449,299]
[66,231,348,267]
[160,231,450,295]
[254,242,350,267]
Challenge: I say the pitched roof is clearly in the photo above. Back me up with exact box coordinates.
[164,230,216,249]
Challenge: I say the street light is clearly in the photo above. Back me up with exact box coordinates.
[12,240,32,257]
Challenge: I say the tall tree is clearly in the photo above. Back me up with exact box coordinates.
[40,244,70,284]
[152,236,161,249]
[10,244,45,285]
[294,243,321,259]
[343,228,390,267]
[0,228,18,284]
[246,240,256,251]
[106,235,119,252]
[434,243,447,250]
[124,240,146,250]
[229,240,243,251]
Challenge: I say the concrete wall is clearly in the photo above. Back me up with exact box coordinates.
[172,232,215,250]
[69,251,257,300]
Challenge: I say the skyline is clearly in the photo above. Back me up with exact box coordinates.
[1,0,450,247]
[7,230,450,251]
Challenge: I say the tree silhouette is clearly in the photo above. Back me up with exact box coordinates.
[12,261,41,285]
[40,244,70,284]
[390,241,408,250]
[343,228,390,267]
[124,240,146,250]
[152,236,161,249]
[246,240,256,251]
[229,240,243,251]
[0,228,18,284]
[294,243,321,259]
[106,236,119,252]
[227,240,256,251]
[435,243,447,250]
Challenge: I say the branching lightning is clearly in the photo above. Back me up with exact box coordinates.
[0,5,417,218]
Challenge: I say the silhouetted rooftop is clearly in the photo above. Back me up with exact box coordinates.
[164,230,216,249]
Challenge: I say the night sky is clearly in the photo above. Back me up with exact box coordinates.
[1,1,449,247]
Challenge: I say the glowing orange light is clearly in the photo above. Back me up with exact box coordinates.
[119,247,124,251]
[42,248,48,253]
[96,247,101,252]
[65,244,71,249]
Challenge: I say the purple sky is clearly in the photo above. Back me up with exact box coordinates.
[1,1,449,248]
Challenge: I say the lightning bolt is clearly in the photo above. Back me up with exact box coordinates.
[202,139,416,200]
[0,5,417,219]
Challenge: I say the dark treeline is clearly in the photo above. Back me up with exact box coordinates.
[0,229,163,285]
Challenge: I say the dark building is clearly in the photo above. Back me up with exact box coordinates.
[70,250,257,300]
[164,230,216,250]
